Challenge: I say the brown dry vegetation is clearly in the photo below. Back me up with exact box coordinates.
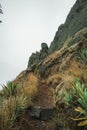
[14,72,38,101]
[0,29,87,130]
[0,73,39,130]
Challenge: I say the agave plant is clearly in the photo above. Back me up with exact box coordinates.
[80,48,87,60]
[0,93,27,130]
[64,90,73,103]
[77,48,87,63]
[64,78,87,127]
[1,81,18,97]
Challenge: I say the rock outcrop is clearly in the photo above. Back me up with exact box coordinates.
[28,43,48,67]
[49,0,87,53]
[28,0,87,67]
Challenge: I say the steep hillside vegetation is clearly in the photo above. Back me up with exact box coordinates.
[0,0,87,130]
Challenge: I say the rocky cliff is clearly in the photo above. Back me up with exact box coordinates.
[28,0,87,67]
[49,0,87,53]
[0,0,87,130]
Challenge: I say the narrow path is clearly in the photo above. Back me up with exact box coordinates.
[32,81,54,108]
[24,81,55,130]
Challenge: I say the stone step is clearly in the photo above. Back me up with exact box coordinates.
[28,106,55,121]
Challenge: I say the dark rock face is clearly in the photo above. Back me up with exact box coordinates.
[28,43,48,67]
[28,52,40,67]
[41,43,48,51]
[49,0,87,54]
[28,106,54,121]
[39,43,48,60]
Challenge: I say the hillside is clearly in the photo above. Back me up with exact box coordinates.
[0,0,87,130]
[28,0,87,67]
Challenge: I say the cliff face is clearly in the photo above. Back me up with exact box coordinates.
[49,0,87,53]
[28,0,87,67]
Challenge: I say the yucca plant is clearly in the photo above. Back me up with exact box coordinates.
[0,77,38,130]
[0,81,28,130]
[77,48,87,63]
[64,91,73,103]
[0,95,27,130]
[63,78,87,127]
[1,81,18,97]
[80,48,87,60]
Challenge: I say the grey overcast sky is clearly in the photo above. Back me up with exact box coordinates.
[0,0,76,86]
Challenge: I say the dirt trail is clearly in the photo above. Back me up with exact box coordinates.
[32,81,54,108]
[23,81,55,130]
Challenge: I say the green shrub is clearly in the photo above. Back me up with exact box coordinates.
[0,82,28,130]
[0,94,27,130]
[80,48,87,60]
[77,48,87,63]
[1,81,18,97]
[64,78,87,127]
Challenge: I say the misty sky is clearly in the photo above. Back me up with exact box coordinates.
[0,0,76,86]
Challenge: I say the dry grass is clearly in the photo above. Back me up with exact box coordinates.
[67,60,83,77]
[52,59,87,104]
[0,95,27,130]
[14,72,38,100]
[47,74,62,88]
[43,44,66,65]
[0,73,38,130]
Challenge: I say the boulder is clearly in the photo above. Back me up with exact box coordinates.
[28,106,41,119]
[28,106,54,121]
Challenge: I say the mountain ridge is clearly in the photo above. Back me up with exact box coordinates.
[28,0,87,67]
